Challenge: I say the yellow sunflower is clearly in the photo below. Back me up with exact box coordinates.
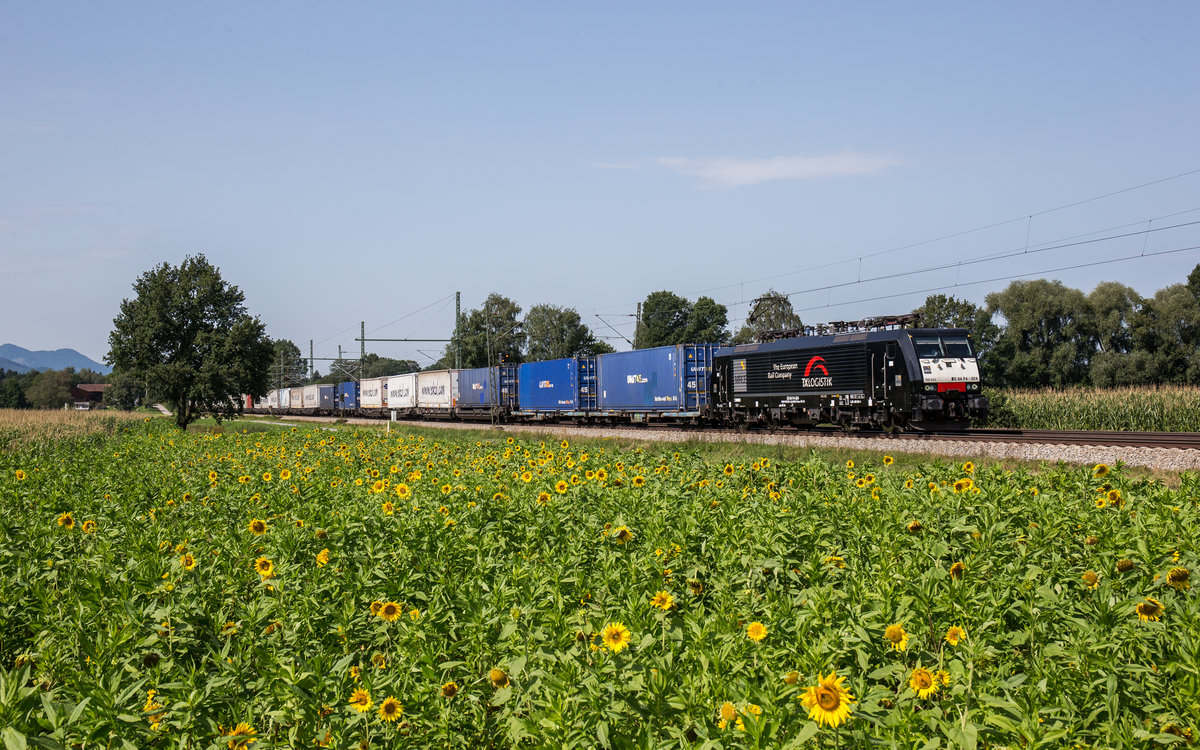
[746,621,768,642]
[801,671,855,728]
[650,590,675,611]
[489,668,509,688]
[316,548,330,567]
[601,622,632,653]
[1092,463,1109,478]
[632,475,646,487]
[261,472,272,482]
[378,601,402,622]
[248,519,268,535]
[441,681,458,698]
[253,557,273,578]
[181,553,196,571]
[909,667,939,699]
[883,455,894,466]
[1166,567,1190,591]
[723,463,735,476]
[884,623,909,652]
[1082,570,1100,589]
[1136,597,1163,622]
[348,689,373,713]
[15,469,27,481]
[612,526,633,544]
[944,626,965,646]
[222,721,256,749]
[57,512,75,529]
[949,562,966,580]
[81,520,97,533]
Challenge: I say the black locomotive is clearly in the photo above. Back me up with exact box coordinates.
[711,327,987,430]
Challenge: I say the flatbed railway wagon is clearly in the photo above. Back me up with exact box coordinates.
[711,328,987,430]
[595,344,716,423]
[456,365,519,420]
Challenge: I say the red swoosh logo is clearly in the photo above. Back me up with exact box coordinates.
[804,356,828,377]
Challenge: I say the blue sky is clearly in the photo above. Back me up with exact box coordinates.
[3,2,1200,367]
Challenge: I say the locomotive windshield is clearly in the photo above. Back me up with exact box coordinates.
[913,335,974,358]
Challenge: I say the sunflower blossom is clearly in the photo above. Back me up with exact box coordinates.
[801,671,855,728]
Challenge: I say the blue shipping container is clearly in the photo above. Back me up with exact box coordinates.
[336,381,359,410]
[517,358,597,412]
[597,344,715,412]
[457,365,519,410]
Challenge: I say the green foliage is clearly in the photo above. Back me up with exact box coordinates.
[986,279,1093,387]
[442,293,525,369]
[106,254,273,430]
[635,291,729,349]
[1,424,1197,747]
[732,290,803,344]
[524,304,607,361]
[270,338,309,388]
[103,371,144,411]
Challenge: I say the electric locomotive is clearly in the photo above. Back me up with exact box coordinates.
[710,327,987,430]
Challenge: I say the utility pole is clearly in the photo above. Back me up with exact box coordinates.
[455,291,461,369]
[309,339,314,380]
[636,302,642,347]
[360,321,365,384]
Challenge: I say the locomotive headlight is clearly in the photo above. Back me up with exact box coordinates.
[925,384,936,392]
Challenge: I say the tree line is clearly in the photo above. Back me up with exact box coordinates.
[9,255,1197,430]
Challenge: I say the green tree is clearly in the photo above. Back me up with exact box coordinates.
[24,369,75,409]
[362,355,421,379]
[441,293,525,369]
[524,304,607,361]
[732,290,803,344]
[684,296,729,344]
[269,339,309,388]
[634,291,729,348]
[985,279,1093,387]
[0,373,29,408]
[634,291,691,349]
[104,371,145,410]
[1187,262,1200,300]
[107,254,273,430]
[1128,283,1200,383]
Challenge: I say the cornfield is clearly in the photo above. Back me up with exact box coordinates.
[984,385,1200,431]
[0,408,147,451]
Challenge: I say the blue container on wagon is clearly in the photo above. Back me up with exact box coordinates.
[596,344,715,413]
[517,357,597,413]
[336,381,359,410]
[456,365,519,411]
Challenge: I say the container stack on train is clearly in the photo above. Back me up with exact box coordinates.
[245,325,986,430]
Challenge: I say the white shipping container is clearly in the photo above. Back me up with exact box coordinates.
[279,389,291,409]
[289,388,305,409]
[386,373,417,410]
[267,390,280,409]
[360,377,387,409]
[417,370,458,410]
[303,385,334,409]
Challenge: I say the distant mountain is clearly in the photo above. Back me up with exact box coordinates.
[0,344,111,375]
[0,357,31,374]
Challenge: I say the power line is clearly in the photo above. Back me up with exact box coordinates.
[792,244,1200,315]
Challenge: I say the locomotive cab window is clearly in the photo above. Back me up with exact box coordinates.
[914,335,975,358]
[942,335,973,358]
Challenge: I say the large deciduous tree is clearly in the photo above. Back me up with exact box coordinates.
[634,291,729,348]
[985,279,1093,387]
[524,304,608,361]
[107,255,273,429]
[732,290,803,344]
[442,293,525,369]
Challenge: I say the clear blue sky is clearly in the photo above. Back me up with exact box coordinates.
[4,2,1200,367]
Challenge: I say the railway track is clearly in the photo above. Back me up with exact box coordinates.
[249,413,1200,451]
[906,429,1200,450]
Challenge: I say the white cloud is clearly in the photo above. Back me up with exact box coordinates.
[654,152,904,187]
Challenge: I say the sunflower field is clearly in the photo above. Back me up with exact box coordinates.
[1,417,1198,749]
